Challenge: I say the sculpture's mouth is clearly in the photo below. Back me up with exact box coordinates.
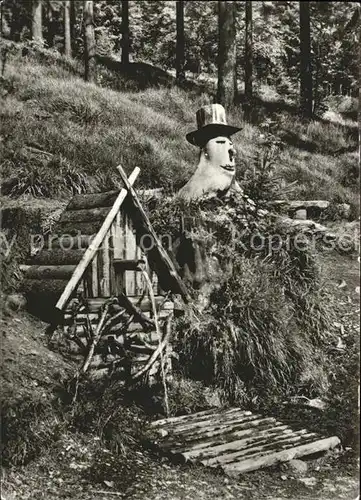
[220,164,235,172]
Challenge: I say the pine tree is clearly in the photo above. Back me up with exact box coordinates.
[217,0,237,108]
[83,0,96,81]
[244,0,253,121]
[64,0,71,57]
[32,0,43,44]
[176,0,185,84]
[300,1,312,117]
[121,0,130,64]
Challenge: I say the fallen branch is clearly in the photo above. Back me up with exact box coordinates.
[131,312,172,381]
[117,291,155,331]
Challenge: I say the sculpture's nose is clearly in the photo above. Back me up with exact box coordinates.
[229,146,236,162]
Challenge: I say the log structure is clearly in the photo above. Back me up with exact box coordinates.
[22,167,187,326]
[149,407,340,475]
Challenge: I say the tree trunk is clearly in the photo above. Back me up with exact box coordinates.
[176,0,185,85]
[83,0,96,81]
[300,1,312,118]
[121,0,130,64]
[244,0,253,122]
[217,1,237,109]
[70,0,77,54]
[32,0,43,44]
[64,0,72,57]
[10,2,23,42]
[45,2,55,48]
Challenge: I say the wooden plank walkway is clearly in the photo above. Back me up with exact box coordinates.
[150,407,340,476]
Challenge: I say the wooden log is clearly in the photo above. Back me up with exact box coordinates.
[66,296,174,313]
[22,278,71,296]
[113,259,143,271]
[59,207,110,224]
[163,414,273,441]
[151,408,245,428]
[116,165,190,303]
[222,436,340,476]
[203,430,315,467]
[67,191,119,210]
[24,265,77,280]
[182,430,318,462]
[54,221,102,236]
[161,416,278,447]
[55,167,140,313]
[49,235,94,250]
[29,249,85,266]
[178,424,291,454]
[153,409,255,432]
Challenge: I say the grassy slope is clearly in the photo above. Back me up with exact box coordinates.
[0,50,359,211]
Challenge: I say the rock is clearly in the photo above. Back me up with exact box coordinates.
[297,476,317,487]
[287,459,308,475]
[294,209,307,220]
[5,293,27,312]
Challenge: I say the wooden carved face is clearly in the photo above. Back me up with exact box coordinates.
[202,136,236,177]
[176,135,239,201]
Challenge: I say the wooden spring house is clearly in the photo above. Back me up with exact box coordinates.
[22,167,189,376]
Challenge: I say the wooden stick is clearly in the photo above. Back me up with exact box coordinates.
[80,302,110,374]
[131,312,172,380]
[116,164,190,303]
[55,167,140,313]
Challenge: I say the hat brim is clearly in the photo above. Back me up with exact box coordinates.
[186,124,242,147]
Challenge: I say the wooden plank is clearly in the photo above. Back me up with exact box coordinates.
[125,213,137,296]
[91,252,98,297]
[222,436,340,476]
[55,167,140,313]
[135,245,144,295]
[101,234,111,296]
[116,165,190,303]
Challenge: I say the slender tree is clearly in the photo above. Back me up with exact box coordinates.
[217,1,237,108]
[45,2,56,48]
[32,0,43,44]
[70,0,77,53]
[244,0,253,121]
[64,0,71,57]
[300,1,312,118]
[83,0,95,81]
[121,0,130,64]
[176,0,185,85]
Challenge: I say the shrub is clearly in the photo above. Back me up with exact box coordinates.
[1,396,65,466]
[175,254,330,407]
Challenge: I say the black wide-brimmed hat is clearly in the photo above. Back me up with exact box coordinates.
[186,103,242,147]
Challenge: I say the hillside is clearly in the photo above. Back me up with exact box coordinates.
[1,47,360,500]
[0,48,359,212]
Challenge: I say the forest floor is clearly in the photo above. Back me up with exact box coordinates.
[1,244,359,500]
